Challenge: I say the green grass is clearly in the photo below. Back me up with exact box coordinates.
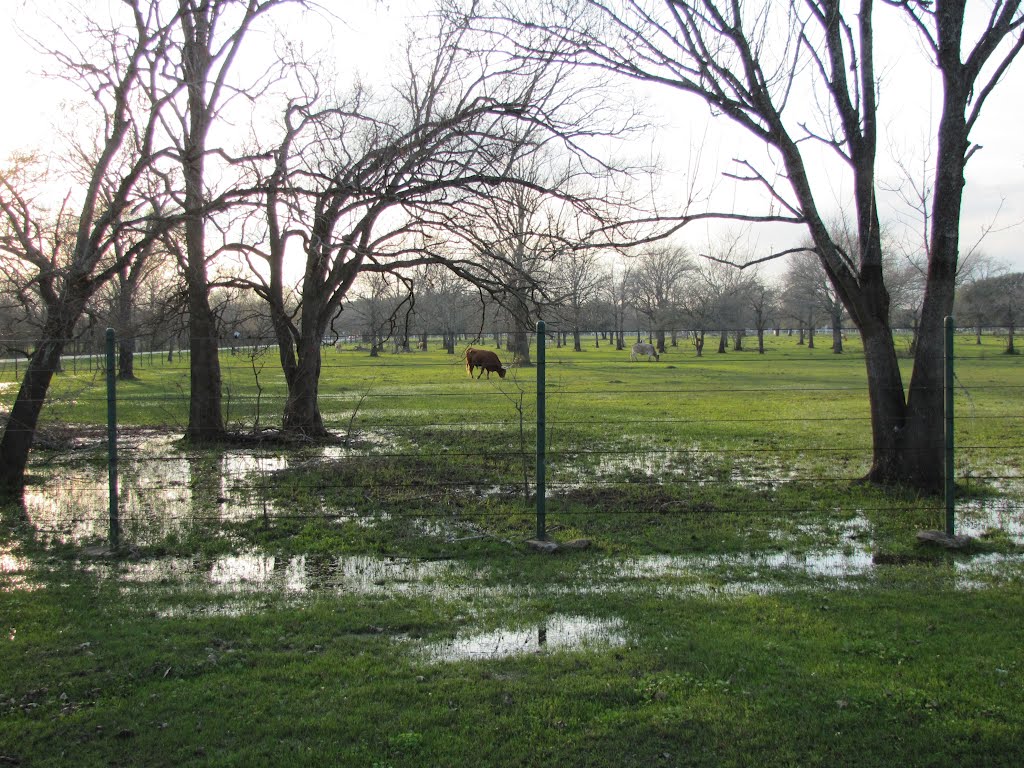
[1,331,1023,766]
[1,556,1022,767]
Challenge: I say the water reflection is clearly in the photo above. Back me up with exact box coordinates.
[954,552,1024,590]
[63,546,1024,617]
[18,434,348,546]
[0,543,39,593]
[421,614,627,662]
[554,443,799,491]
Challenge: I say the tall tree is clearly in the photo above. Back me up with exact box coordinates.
[746,272,777,354]
[604,255,634,350]
[0,5,175,492]
[162,0,297,441]
[411,263,474,354]
[459,178,567,366]
[477,0,1024,491]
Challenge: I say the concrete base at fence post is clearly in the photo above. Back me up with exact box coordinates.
[526,538,592,554]
[916,530,974,550]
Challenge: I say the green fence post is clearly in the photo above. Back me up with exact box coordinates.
[106,328,120,551]
[944,316,955,536]
[536,320,546,541]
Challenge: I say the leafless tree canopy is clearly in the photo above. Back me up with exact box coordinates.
[458,0,1024,491]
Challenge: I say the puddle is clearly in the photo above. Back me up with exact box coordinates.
[596,548,874,597]
[421,614,626,662]
[96,553,474,598]
[955,497,1024,544]
[17,433,1024,552]
[28,542,1022,614]
[18,433,392,546]
[955,553,1024,590]
[553,443,801,492]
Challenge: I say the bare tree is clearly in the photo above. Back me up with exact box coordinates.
[625,244,691,352]
[677,260,719,357]
[746,273,777,354]
[958,272,1024,354]
[237,17,623,434]
[157,0,299,441]
[551,246,604,351]
[0,5,176,492]
[476,0,1024,491]
[412,263,474,354]
[603,255,634,350]
[459,177,571,365]
[783,251,847,353]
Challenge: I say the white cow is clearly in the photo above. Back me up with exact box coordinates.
[630,342,660,362]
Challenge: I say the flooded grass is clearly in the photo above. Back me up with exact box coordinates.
[3,338,1024,766]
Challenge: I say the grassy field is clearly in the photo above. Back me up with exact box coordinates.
[1,331,1022,766]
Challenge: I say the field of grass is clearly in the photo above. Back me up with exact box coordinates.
[1,331,1022,766]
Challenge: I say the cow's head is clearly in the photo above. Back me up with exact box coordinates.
[498,367,507,378]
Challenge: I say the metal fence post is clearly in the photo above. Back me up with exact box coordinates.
[536,320,546,541]
[106,328,120,551]
[944,316,955,536]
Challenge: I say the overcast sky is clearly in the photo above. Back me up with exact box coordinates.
[3,1,1022,276]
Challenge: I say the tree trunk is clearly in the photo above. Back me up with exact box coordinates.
[573,328,582,352]
[186,286,225,441]
[181,12,225,443]
[510,316,532,366]
[282,332,327,436]
[860,324,911,485]
[717,330,727,353]
[0,316,74,492]
[898,76,971,493]
[118,335,136,380]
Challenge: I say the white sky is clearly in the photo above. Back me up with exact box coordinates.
[3,1,1023,275]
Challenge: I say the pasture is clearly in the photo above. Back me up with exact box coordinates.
[1,331,1023,766]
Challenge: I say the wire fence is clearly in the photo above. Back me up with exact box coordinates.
[2,325,1022,551]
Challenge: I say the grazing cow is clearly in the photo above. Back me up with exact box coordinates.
[465,347,507,379]
[630,342,660,362]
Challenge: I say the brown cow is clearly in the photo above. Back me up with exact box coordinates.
[464,347,507,379]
